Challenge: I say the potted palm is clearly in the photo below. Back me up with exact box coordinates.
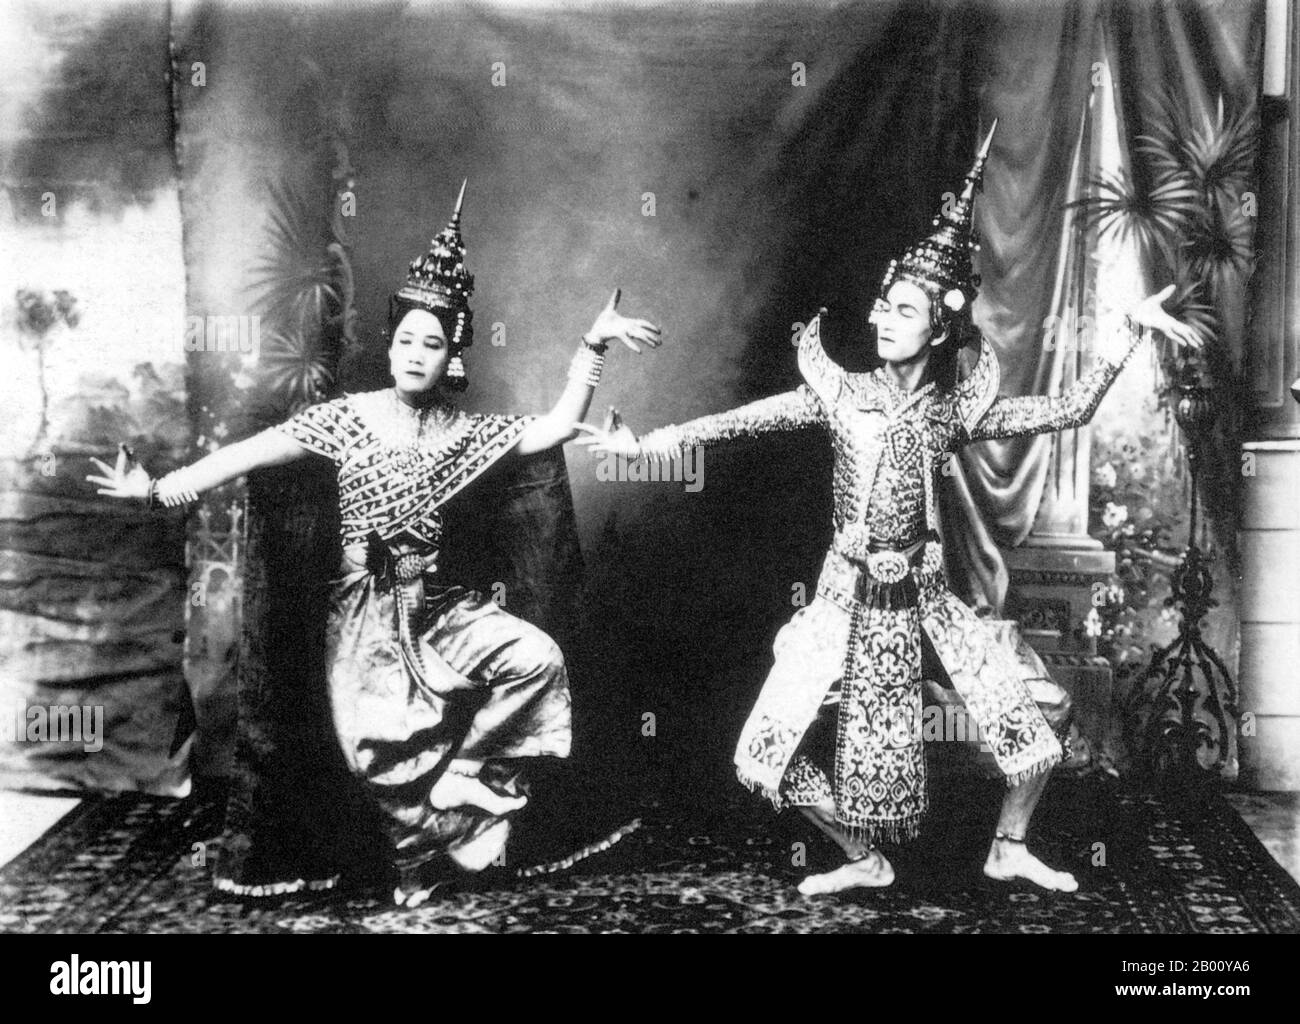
[243,176,358,424]
[1069,91,1257,779]
[1070,92,1255,386]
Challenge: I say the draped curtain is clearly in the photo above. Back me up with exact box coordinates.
[944,0,1107,609]
[942,0,1260,611]
[1105,0,1262,586]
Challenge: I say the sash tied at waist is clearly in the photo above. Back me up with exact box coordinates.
[342,533,475,700]
[350,531,439,587]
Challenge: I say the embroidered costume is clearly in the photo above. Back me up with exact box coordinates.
[636,125,1143,844]
[274,389,572,882]
[268,187,576,888]
[133,181,639,895]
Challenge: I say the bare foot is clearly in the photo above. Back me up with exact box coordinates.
[393,882,444,909]
[797,850,895,896]
[429,771,527,816]
[983,839,1078,892]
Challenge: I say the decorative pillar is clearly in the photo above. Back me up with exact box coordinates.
[1239,0,1300,790]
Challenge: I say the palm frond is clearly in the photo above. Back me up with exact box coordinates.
[1182,93,1257,216]
[255,327,336,409]
[247,182,339,334]
[1133,91,1187,177]
[1067,169,1198,265]
[1182,204,1254,305]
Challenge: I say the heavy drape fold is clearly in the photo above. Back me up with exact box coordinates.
[944,0,1104,608]
[937,0,1258,609]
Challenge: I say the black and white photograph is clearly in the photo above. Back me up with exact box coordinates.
[0,0,1297,977]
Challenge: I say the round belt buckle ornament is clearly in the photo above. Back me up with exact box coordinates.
[866,549,909,583]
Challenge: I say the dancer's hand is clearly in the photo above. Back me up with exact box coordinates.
[1127,284,1204,351]
[572,407,642,457]
[584,289,662,354]
[86,444,151,500]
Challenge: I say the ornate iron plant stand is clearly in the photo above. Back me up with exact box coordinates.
[1128,383,1239,779]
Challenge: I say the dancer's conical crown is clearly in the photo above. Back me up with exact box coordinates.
[880,119,997,314]
[397,179,474,317]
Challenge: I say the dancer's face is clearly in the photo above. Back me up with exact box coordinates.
[389,310,450,397]
[869,281,947,367]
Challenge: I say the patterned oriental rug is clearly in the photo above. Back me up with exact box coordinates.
[2,775,1298,934]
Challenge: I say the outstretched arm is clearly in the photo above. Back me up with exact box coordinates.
[965,286,1202,443]
[87,429,308,506]
[515,289,661,456]
[574,385,826,461]
[965,328,1140,442]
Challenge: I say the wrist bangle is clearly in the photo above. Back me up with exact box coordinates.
[154,471,199,508]
[569,345,605,388]
[144,477,159,511]
[582,334,608,353]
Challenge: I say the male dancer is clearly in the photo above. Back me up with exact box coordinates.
[578,123,1199,894]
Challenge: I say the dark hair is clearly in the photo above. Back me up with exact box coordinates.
[387,297,457,344]
[920,319,960,393]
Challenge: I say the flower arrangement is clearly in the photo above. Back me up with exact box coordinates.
[1088,432,1189,696]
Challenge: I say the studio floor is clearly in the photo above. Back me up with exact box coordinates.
[2,774,1299,934]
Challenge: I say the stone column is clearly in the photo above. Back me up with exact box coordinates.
[1239,0,1300,790]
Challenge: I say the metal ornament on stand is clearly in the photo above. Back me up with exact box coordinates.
[1128,378,1239,779]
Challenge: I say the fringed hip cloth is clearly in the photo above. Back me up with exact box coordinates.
[326,539,572,886]
[734,540,1064,846]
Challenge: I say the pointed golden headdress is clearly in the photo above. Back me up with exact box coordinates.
[879,119,998,315]
[395,179,474,351]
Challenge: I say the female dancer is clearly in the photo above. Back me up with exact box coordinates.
[89,185,661,905]
[578,126,1200,896]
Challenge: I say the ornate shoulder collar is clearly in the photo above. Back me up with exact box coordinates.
[950,334,1000,434]
[851,370,935,415]
[796,314,847,407]
[348,389,476,455]
[795,316,942,417]
[341,390,533,510]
